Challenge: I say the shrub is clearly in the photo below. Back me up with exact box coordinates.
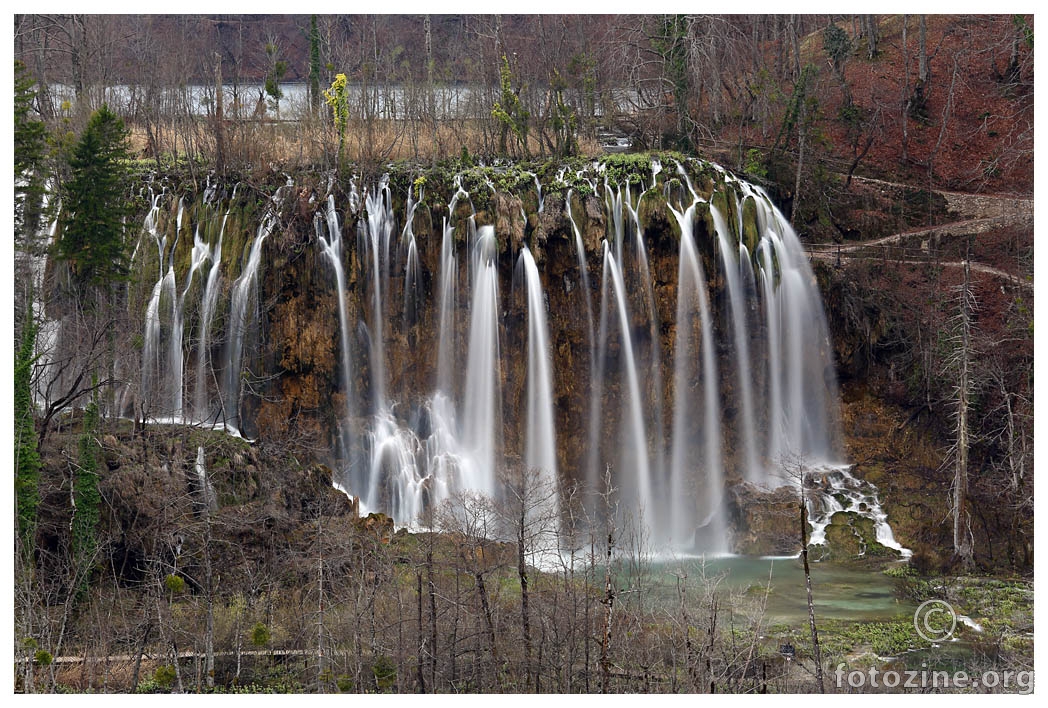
[250,622,270,648]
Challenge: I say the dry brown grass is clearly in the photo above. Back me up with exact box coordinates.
[128,116,602,169]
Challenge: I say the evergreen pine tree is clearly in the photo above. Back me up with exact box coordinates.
[14,60,49,243]
[57,104,133,286]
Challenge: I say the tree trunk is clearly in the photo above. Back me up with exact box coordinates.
[584,536,592,693]
[214,53,225,176]
[599,529,614,693]
[424,15,437,162]
[906,15,931,124]
[918,15,929,86]
[953,245,975,569]
[427,550,437,688]
[864,15,878,58]
[790,15,801,79]
[416,570,426,693]
[799,496,824,692]
[791,98,807,224]
[475,571,498,690]
[518,505,532,687]
[315,513,325,692]
[901,16,909,160]
[678,574,697,689]
[70,15,85,100]
[201,457,215,690]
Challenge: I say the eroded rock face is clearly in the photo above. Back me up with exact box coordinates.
[726,483,802,556]
[118,158,833,554]
[237,171,738,494]
[34,417,360,592]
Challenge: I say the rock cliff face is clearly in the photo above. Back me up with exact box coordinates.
[84,154,846,553]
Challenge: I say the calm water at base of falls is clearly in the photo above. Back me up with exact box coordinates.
[640,555,915,623]
[635,556,992,671]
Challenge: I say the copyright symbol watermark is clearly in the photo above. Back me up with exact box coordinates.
[914,599,957,642]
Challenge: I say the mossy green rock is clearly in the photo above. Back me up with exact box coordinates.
[818,511,901,562]
[741,195,760,255]
[637,189,679,241]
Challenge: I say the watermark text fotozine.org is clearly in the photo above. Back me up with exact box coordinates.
[834,664,1033,693]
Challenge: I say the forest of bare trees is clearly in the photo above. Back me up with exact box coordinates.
[13,14,1032,185]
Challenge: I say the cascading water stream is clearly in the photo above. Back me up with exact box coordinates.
[565,191,597,493]
[459,226,502,499]
[629,191,667,505]
[597,184,666,527]
[170,197,184,266]
[519,246,560,526]
[436,178,471,394]
[668,202,725,550]
[360,177,395,414]
[752,190,842,476]
[710,200,760,484]
[565,189,595,355]
[317,194,362,491]
[142,267,175,415]
[169,226,212,419]
[194,184,238,422]
[401,182,423,332]
[599,244,653,530]
[223,216,275,432]
[140,193,172,413]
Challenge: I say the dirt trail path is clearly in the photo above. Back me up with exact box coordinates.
[807,177,1033,291]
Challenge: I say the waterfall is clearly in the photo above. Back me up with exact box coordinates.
[121,157,879,555]
[140,193,172,415]
[142,267,175,416]
[360,177,395,413]
[806,466,911,558]
[519,246,560,526]
[565,189,595,356]
[566,191,596,505]
[751,188,843,478]
[402,183,422,332]
[194,185,237,423]
[599,244,653,531]
[223,216,274,432]
[436,178,470,394]
[170,197,184,266]
[710,201,760,484]
[169,226,212,420]
[459,226,501,498]
[668,202,725,550]
[531,171,544,213]
[317,194,362,491]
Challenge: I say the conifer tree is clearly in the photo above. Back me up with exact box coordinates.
[57,104,133,287]
[14,60,48,243]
